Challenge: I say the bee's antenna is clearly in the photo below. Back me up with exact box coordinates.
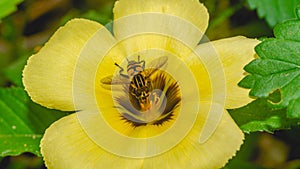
[126,57,130,62]
[114,63,129,78]
[138,55,140,62]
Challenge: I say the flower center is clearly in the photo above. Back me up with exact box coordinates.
[115,68,181,127]
[95,50,187,137]
[107,54,182,129]
[94,43,203,140]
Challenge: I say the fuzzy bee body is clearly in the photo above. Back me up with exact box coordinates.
[129,71,151,109]
[100,55,168,111]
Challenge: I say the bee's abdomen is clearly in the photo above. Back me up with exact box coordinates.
[132,73,146,88]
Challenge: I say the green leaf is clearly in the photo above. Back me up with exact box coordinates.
[224,133,268,169]
[0,87,70,157]
[240,19,300,118]
[3,55,29,87]
[247,0,300,27]
[287,98,300,118]
[229,99,299,133]
[238,75,255,89]
[297,4,300,18]
[274,19,300,42]
[0,0,23,21]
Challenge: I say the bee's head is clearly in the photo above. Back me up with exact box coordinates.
[127,61,143,77]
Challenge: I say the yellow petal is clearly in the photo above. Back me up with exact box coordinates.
[113,0,209,48]
[41,114,144,169]
[141,101,244,169]
[41,102,243,169]
[195,36,260,109]
[185,44,226,104]
[22,19,105,111]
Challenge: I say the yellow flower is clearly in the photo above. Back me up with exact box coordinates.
[22,0,259,168]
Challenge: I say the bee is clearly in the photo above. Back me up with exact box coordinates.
[101,55,168,111]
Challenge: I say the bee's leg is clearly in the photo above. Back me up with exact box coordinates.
[115,63,129,78]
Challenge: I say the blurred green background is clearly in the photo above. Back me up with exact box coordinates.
[1,0,300,169]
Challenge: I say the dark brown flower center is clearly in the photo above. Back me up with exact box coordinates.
[115,69,181,127]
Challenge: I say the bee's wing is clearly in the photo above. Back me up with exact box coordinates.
[100,75,130,90]
[146,56,168,76]
[147,56,168,70]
